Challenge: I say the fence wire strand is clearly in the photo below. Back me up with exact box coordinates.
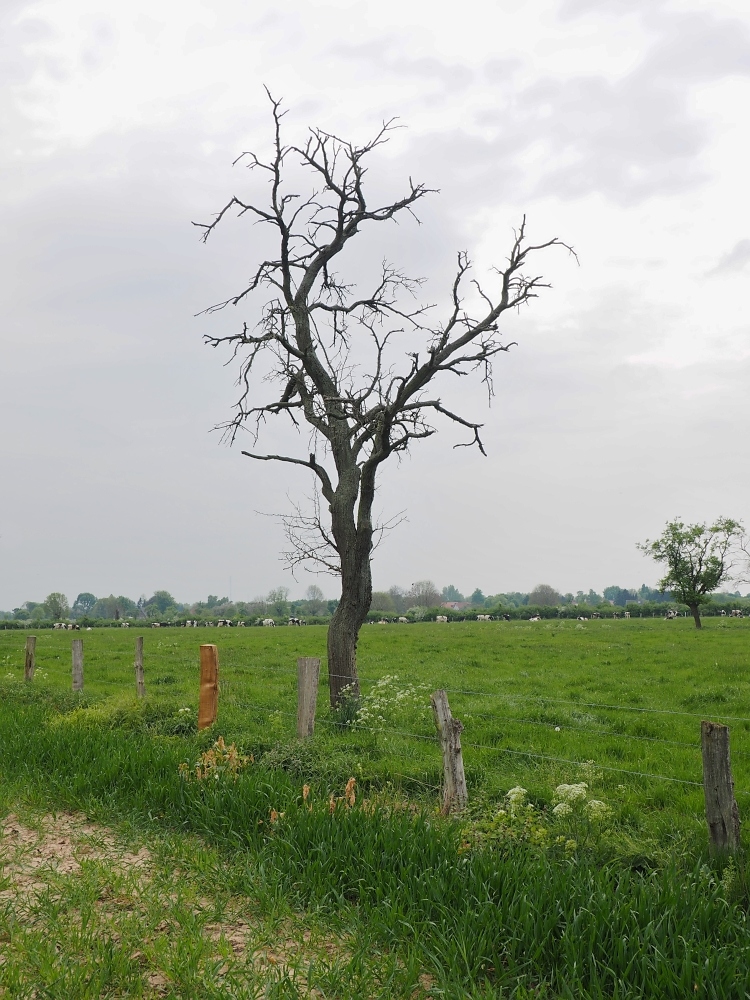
[250,708,742,795]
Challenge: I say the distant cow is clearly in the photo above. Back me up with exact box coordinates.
[53,623,66,630]
[624,612,631,619]
[121,622,130,628]
[576,616,588,622]
[591,613,601,619]
[436,615,448,623]
[730,609,744,618]
[529,615,541,622]
[476,614,492,621]
[262,618,275,627]
[665,610,679,620]
[237,621,246,627]
[502,614,511,621]
[398,617,408,623]
[151,622,160,628]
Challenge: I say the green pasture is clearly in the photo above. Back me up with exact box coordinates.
[2,617,750,846]
[2,619,750,997]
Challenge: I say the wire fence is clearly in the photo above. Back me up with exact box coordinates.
[13,632,750,804]
[244,661,750,726]
[223,662,750,799]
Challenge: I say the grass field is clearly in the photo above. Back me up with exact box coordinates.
[1,618,750,997]
[2,618,750,836]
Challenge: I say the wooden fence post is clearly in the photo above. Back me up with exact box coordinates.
[71,639,84,692]
[24,636,36,682]
[198,644,219,730]
[701,720,740,855]
[297,657,320,738]
[431,689,468,814]
[134,636,145,698]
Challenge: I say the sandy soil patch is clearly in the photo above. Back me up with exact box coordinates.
[0,811,150,900]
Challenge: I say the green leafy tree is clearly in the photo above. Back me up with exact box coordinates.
[91,595,138,620]
[442,585,464,602]
[603,586,637,607]
[638,517,744,629]
[469,588,486,606]
[370,591,396,613]
[72,593,97,617]
[529,584,560,607]
[267,587,290,618]
[148,591,177,615]
[45,593,70,620]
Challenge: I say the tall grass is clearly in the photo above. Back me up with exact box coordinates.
[4,618,750,849]
[2,695,749,998]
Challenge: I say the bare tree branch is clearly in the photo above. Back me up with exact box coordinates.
[197,94,569,701]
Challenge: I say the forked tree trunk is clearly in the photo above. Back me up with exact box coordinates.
[689,603,702,629]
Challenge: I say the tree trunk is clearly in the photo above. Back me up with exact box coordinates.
[328,605,363,706]
[327,537,373,705]
[327,471,374,706]
[690,603,702,629]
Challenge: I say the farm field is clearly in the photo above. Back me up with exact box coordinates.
[2,618,750,836]
[1,618,750,998]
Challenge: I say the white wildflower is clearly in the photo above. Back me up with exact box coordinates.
[506,786,528,814]
[586,799,609,819]
[554,782,588,804]
[552,802,572,817]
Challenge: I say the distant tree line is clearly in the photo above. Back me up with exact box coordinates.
[369,581,682,614]
[2,577,748,626]
[0,584,339,624]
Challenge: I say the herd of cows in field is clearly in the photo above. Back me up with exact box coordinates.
[48,609,745,631]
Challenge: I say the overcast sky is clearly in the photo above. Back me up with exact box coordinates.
[2,0,749,609]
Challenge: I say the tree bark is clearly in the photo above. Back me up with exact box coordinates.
[326,469,374,706]
[689,603,702,629]
[327,529,373,705]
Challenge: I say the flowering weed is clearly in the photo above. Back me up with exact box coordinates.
[179,736,252,783]
[345,675,429,732]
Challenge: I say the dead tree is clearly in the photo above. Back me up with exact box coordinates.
[196,94,570,705]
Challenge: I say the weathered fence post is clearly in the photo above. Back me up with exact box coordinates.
[701,720,740,855]
[134,636,145,698]
[198,644,219,730]
[71,639,84,692]
[431,689,468,814]
[24,636,36,682]
[297,657,320,738]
